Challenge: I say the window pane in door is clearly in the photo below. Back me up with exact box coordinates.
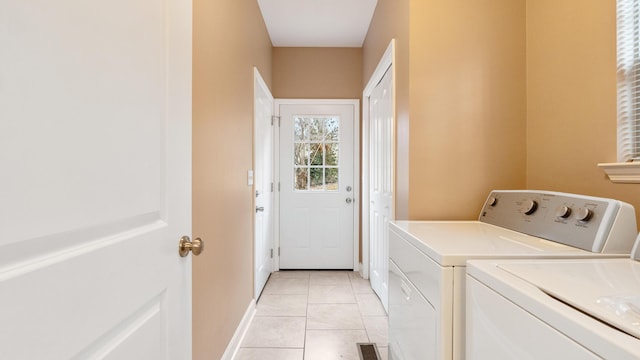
[310,143,323,165]
[325,143,339,166]
[294,118,307,141]
[310,118,324,141]
[325,117,340,141]
[295,168,308,190]
[295,143,309,165]
[326,168,338,190]
[310,167,323,190]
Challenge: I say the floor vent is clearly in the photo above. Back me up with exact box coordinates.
[357,343,380,360]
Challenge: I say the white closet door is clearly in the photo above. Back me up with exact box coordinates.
[369,66,394,311]
[0,0,192,358]
[254,68,275,298]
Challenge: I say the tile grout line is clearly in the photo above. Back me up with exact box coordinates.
[354,276,370,342]
[303,272,310,360]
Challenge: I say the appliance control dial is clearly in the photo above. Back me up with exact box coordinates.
[523,200,538,215]
[488,196,498,207]
[575,207,593,222]
[555,205,572,219]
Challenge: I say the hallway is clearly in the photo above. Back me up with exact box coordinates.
[235,271,389,360]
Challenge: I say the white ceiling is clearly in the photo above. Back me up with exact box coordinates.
[256,0,378,47]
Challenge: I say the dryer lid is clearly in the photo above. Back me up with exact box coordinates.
[499,259,640,340]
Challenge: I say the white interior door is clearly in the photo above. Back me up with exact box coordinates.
[277,101,358,269]
[0,1,192,359]
[369,66,394,311]
[254,68,274,298]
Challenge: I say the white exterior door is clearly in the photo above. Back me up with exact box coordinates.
[0,1,192,359]
[277,101,358,269]
[369,66,394,311]
[254,68,274,298]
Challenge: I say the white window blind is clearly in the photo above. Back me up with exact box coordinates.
[618,0,640,161]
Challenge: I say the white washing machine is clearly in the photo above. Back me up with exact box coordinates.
[466,234,640,359]
[388,190,638,360]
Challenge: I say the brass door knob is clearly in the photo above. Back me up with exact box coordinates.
[178,236,204,257]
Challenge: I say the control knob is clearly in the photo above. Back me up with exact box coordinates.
[575,208,593,222]
[488,196,498,207]
[523,200,538,215]
[555,205,572,219]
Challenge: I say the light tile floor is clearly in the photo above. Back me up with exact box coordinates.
[236,271,388,360]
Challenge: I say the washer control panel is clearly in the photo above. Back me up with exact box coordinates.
[479,190,637,253]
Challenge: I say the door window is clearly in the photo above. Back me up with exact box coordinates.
[293,116,340,191]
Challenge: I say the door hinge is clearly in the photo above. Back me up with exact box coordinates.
[271,182,274,192]
[278,247,280,256]
[270,248,273,258]
[271,115,280,126]
[278,182,281,191]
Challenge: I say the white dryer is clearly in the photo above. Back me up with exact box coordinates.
[388,190,638,360]
[466,233,640,359]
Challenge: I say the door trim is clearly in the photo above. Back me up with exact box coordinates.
[362,39,396,279]
[274,99,360,271]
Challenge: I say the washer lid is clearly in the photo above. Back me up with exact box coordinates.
[499,259,640,339]
[390,221,614,266]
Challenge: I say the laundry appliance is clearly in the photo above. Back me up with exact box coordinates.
[388,190,638,360]
[466,233,640,359]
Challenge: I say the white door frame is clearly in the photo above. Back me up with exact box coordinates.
[274,99,360,271]
[253,67,274,298]
[362,40,396,279]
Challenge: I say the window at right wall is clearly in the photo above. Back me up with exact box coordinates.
[598,0,640,182]
[617,0,640,161]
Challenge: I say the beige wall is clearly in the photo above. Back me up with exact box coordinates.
[362,0,527,220]
[192,0,272,358]
[408,0,527,219]
[527,0,640,227]
[362,0,411,219]
[272,47,363,99]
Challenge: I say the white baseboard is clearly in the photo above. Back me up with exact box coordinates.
[220,299,257,360]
